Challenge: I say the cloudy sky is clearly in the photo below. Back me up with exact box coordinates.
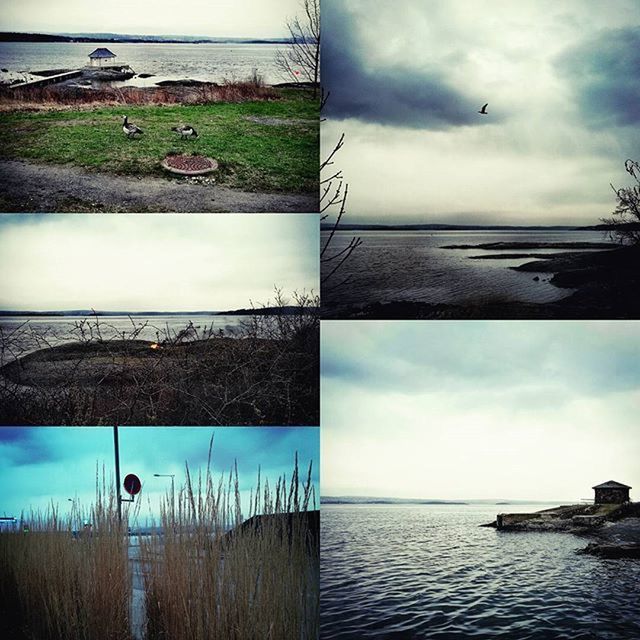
[322,0,640,225]
[0,427,319,521]
[1,0,300,38]
[322,321,640,501]
[0,214,318,312]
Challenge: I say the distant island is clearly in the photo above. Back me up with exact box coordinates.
[0,31,292,44]
[322,496,566,505]
[320,222,629,232]
[0,306,317,317]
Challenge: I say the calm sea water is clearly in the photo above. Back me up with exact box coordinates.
[0,42,290,85]
[321,230,612,311]
[321,504,640,639]
[0,314,250,361]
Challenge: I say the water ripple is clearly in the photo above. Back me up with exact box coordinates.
[322,230,611,310]
[321,505,640,639]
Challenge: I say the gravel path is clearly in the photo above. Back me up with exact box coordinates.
[0,159,317,213]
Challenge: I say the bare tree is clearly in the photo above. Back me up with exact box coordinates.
[320,91,363,292]
[275,0,320,98]
[602,159,640,245]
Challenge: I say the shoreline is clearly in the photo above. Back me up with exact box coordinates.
[323,245,640,320]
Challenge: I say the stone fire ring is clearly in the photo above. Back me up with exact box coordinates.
[161,154,219,176]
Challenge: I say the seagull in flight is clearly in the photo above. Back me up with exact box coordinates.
[478,103,488,115]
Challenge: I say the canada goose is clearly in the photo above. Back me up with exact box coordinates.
[478,103,488,115]
[122,115,144,138]
[171,125,198,139]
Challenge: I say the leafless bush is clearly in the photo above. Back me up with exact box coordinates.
[275,0,320,97]
[320,94,362,293]
[0,298,319,426]
[601,159,640,245]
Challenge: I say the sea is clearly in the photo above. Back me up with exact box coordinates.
[321,230,613,311]
[321,504,640,639]
[0,41,290,86]
[0,314,251,362]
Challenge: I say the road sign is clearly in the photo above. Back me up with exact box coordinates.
[123,473,141,496]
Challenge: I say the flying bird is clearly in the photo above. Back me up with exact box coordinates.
[478,103,488,115]
[171,125,199,139]
[122,115,144,138]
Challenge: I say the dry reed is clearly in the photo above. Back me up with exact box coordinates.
[141,447,319,640]
[0,467,132,640]
[0,80,279,112]
[0,448,319,640]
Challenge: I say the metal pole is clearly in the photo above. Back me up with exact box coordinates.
[113,425,122,524]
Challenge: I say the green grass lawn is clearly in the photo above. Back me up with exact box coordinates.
[0,92,319,193]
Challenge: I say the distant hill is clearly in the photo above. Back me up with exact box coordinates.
[0,306,316,317]
[0,31,290,44]
[320,222,638,233]
[321,223,584,232]
[322,496,469,505]
[322,496,566,505]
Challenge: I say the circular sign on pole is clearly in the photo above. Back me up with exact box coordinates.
[123,473,141,496]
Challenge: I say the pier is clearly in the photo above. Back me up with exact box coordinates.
[9,69,82,89]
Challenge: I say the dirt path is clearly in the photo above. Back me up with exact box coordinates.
[0,159,317,213]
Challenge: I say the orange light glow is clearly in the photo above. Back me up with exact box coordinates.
[150,343,161,350]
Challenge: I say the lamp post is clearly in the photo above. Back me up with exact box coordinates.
[114,426,123,524]
[154,473,175,519]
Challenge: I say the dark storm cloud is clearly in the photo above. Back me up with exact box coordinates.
[322,1,481,129]
[558,27,640,128]
[322,322,640,397]
[0,427,56,465]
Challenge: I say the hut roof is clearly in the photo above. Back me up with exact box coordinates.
[88,48,116,59]
[592,480,631,490]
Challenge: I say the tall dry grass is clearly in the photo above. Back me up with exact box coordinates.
[0,450,319,640]
[0,467,132,640]
[0,79,279,111]
[141,447,319,640]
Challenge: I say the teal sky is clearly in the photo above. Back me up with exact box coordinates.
[0,427,319,522]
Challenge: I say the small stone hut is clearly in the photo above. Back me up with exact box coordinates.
[593,480,631,504]
[88,48,117,67]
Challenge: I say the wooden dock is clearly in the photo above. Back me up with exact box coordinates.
[10,69,82,89]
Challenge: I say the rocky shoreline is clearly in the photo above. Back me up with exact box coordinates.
[325,245,640,319]
[486,502,640,559]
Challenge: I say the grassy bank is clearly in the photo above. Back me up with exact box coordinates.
[0,305,319,426]
[0,91,319,193]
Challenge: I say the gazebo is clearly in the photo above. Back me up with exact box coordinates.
[87,48,117,67]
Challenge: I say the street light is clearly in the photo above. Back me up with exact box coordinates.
[154,473,175,519]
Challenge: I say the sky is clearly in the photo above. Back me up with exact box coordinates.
[322,321,640,501]
[322,0,640,225]
[0,0,301,38]
[0,214,318,312]
[0,427,319,522]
